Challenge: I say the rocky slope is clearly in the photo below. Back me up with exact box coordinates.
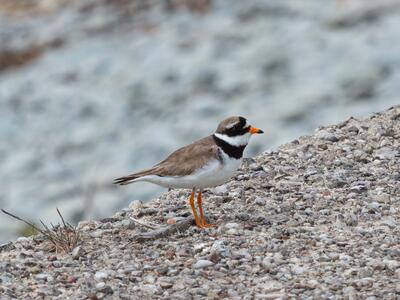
[1,0,400,242]
[1,106,399,299]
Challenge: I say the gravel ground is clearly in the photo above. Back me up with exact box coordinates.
[1,106,399,299]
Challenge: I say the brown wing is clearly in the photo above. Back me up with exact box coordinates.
[152,135,220,176]
[114,135,220,185]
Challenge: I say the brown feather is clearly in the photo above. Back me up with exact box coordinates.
[113,135,221,185]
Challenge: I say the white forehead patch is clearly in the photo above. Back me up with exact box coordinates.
[225,122,238,130]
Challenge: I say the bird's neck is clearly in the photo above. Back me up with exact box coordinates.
[213,134,247,159]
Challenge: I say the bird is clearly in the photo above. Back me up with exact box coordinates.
[114,116,263,228]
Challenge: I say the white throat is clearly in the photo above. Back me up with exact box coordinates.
[214,132,251,147]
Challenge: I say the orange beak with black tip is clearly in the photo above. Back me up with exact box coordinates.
[249,126,264,134]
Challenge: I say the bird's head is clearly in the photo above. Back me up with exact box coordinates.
[214,116,263,147]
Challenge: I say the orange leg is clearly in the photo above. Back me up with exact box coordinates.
[188,188,203,227]
[197,191,215,228]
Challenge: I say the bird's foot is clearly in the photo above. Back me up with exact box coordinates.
[199,221,215,228]
[195,219,215,228]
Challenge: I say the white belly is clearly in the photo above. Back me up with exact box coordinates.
[136,156,242,189]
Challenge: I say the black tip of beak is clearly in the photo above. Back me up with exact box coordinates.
[258,129,264,134]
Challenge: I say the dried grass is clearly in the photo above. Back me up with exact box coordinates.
[1,208,80,253]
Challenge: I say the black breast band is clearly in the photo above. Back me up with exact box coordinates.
[213,135,245,159]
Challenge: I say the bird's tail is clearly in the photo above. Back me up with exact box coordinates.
[113,168,157,185]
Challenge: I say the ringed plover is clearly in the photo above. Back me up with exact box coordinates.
[114,116,263,228]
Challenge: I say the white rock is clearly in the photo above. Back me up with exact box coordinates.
[255,197,266,206]
[71,246,83,260]
[213,185,228,195]
[96,282,106,289]
[291,265,305,275]
[16,237,30,243]
[193,260,214,269]
[91,230,103,238]
[211,240,226,253]
[225,222,240,229]
[95,271,108,281]
[129,200,142,212]
[34,273,48,281]
[315,130,338,142]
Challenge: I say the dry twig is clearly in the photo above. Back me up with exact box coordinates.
[1,208,80,253]
[129,216,160,230]
[130,217,193,242]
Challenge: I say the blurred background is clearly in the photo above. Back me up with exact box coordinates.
[0,0,399,242]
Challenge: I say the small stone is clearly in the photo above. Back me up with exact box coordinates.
[96,282,106,289]
[173,281,185,291]
[237,249,252,260]
[193,260,214,269]
[47,255,57,261]
[367,202,380,211]
[375,193,390,203]
[291,265,305,275]
[225,222,240,229]
[374,148,397,160]
[34,273,48,281]
[214,185,228,195]
[345,214,358,226]
[315,130,339,142]
[167,218,176,225]
[144,275,156,284]
[71,246,84,260]
[249,163,264,171]
[384,259,399,270]
[91,230,103,238]
[159,281,173,289]
[95,271,108,281]
[28,266,41,274]
[258,293,285,300]
[129,200,143,214]
[380,217,396,228]
[254,197,266,206]
[350,185,367,193]
[142,284,158,293]
[67,276,77,283]
[76,220,92,231]
[120,219,135,229]
[98,285,113,295]
[308,279,319,288]
[347,125,359,133]
[263,280,283,292]
[211,240,226,253]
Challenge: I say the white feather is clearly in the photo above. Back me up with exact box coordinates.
[214,132,251,147]
[131,154,242,189]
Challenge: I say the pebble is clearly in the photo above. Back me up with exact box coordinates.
[315,130,339,142]
[291,265,305,275]
[71,246,83,260]
[213,185,228,195]
[67,276,77,284]
[95,271,109,281]
[119,219,135,230]
[34,273,49,281]
[254,197,266,206]
[224,223,240,229]
[91,230,103,238]
[193,260,214,269]
[96,282,106,289]
[129,200,143,213]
